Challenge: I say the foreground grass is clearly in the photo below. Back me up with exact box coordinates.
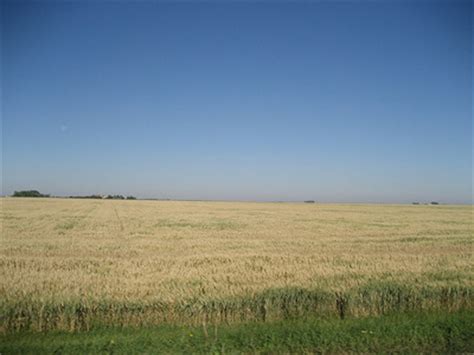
[1,311,473,354]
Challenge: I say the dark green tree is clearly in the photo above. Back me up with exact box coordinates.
[12,190,50,198]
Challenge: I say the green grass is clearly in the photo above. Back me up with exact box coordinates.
[1,311,473,354]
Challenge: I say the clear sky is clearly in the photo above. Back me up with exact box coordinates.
[2,0,472,203]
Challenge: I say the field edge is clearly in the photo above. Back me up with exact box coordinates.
[1,310,473,354]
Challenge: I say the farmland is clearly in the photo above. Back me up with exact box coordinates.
[0,198,473,351]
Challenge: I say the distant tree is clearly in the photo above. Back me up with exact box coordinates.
[126,196,136,200]
[12,190,49,198]
[69,195,103,199]
[106,195,125,200]
[412,202,420,205]
[304,200,315,204]
[430,201,439,205]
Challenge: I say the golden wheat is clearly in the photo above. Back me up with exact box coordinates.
[0,198,472,331]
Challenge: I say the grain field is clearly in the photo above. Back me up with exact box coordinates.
[0,198,472,332]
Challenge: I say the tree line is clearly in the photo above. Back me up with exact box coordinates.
[12,190,136,200]
[12,190,50,198]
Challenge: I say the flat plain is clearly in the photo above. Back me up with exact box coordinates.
[1,197,472,337]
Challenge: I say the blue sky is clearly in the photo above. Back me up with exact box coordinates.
[2,1,472,203]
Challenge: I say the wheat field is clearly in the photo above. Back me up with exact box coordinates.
[0,197,472,332]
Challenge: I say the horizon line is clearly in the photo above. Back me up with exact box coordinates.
[1,195,471,206]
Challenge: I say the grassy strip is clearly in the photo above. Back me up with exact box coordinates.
[1,311,473,354]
